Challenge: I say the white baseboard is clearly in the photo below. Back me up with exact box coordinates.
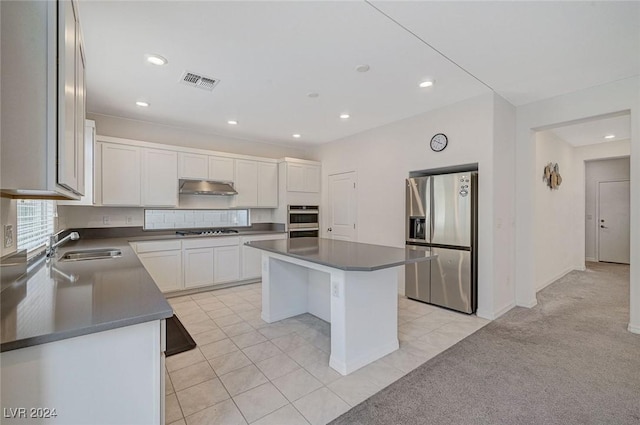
[585,257,597,263]
[518,298,538,308]
[329,340,399,375]
[536,266,575,292]
[477,302,516,320]
[628,323,640,334]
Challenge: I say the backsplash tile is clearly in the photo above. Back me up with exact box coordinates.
[144,209,249,230]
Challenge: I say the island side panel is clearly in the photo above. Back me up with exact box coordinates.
[261,253,309,323]
[329,267,400,375]
[0,320,162,425]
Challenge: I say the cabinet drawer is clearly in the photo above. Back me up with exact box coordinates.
[135,240,181,253]
[182,236,240,249]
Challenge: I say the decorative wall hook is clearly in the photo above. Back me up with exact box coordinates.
[543,162,562,190]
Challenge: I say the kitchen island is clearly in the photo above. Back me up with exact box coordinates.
[0,239,173,425]
[246,237,435,375]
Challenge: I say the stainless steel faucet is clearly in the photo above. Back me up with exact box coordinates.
[47,232,80,257]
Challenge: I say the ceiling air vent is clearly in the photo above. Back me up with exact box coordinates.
[180,71,220,91]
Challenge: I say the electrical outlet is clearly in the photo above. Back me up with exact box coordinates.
[4,225,14,248]
[102,216,110,225]
[125,216,133,225]
[332,281,339,298]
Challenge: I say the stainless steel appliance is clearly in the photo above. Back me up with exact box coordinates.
[179,179,237,195]
[176,229,239,236]
[405,172,478,314]
[288,205,319,238]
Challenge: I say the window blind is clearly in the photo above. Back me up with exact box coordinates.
[17,200,55,252]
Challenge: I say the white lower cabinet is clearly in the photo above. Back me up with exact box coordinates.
[241,234,287,279]
[182,237,240,289]
[134,234,285,293]
[133,241,183,292]
[214,245,240,283]
[183,247,214,289]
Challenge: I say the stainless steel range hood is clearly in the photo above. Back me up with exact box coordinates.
[179,179,238,196]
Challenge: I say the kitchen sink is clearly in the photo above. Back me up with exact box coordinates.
[60,249,122,262]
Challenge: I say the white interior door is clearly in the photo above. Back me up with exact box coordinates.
[598,180,630,264]
[328,172,356,241]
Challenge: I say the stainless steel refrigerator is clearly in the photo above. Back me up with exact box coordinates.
[405,172,478,314]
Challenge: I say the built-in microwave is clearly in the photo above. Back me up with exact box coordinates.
[288,205,319,238]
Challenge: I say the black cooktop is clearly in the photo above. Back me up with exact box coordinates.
[175,229,240,236]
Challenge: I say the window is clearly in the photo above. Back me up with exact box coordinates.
[17,200,55,253]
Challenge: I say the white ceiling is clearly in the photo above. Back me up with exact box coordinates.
[78,1,640,147]
[548,114,630,147]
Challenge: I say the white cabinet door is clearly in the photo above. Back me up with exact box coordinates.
[241,234,287,279]
[209,156,235,182]
[75,38,86,196]
[305,165,321,193]
[234,160,258,207]
[138,250,183,292]
[257,162,278,207]
[178,153,208,179]
[287,163,305,192]
[214,245,240,284]
[143,148,178,207]
[101,143,141,206]
[57,0,79,193]
[183,248,214,288]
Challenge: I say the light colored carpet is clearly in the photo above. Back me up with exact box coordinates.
[330,262,640,425]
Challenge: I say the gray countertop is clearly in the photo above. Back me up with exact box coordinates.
[246,237,436,271]
[0,238,173,353]
[0,228,287,353]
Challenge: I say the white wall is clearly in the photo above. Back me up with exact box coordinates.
[492,95,517,316]
[534,131,581,291]
[88,113,310,159]
[515,76,640,333]
[584,155,631,261]
[311,92,516,319]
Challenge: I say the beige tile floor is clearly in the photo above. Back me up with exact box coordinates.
[165,283,489,425]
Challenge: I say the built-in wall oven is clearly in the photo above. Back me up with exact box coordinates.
[288,205,319,238]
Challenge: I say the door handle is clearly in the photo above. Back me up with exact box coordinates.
[327,227,332,232]
[600,225,607,229]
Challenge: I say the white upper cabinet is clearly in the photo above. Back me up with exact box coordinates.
[178,153,208,179]
[233,160,278,208]
[258,162,278,207]
[57,120,95,206]
[0,1,86,199]
[97,142,177,207]
[208,156,235,181]
[287,163,305,192]
[142,148,178,207]
[99,143,142,206]
[285,161,321,193]
[234,160,259,207]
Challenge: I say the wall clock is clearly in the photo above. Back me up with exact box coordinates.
[430,133,448,152]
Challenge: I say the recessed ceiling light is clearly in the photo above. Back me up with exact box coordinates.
[604,134,615,139]
[145,54,167,66]
[292,134,301,139]
[135,101,149,107]
[355,64,370,73]
[307,92,319,98]
[227,120,238,125]
[340,114,350,119]
[419,80,434,88]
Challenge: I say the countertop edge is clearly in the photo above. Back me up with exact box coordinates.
[246,243,435,271]
[0,308,173,353]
